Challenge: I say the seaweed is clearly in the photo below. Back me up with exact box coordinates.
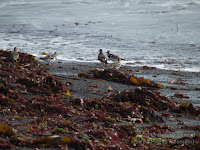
[0,49,200,149]
[79,68,164,88]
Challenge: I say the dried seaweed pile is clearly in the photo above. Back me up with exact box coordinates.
[78,68,164,88]
[0,50,200,149]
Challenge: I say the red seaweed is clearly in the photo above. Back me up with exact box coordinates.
[0,49,200,149]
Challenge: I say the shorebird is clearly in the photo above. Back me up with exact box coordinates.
[98,49,108,67]
[11,47,19,62]
[40,52,58,65]
[107,50,124,62]
[108,58,122,69]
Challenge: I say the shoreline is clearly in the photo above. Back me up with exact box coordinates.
[1,49,200,149]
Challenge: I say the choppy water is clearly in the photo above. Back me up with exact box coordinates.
[0,0,200,72]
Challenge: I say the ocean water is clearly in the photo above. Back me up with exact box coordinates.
[0,0,200,72]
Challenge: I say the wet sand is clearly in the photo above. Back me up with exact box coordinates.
[43,60,200,104]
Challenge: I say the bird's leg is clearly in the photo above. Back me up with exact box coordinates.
[48,60,51,66]
[101,63,106,68]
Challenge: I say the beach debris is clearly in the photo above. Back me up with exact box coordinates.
[142,65,156,70]
[169,79,186,85]
[41,52,47,55]
[174,93,189,98]
[53,127,68,134]
[143,124,173,134]
[61,136,71,150]
[181,125,200,131]
[104,116,116,123]
[62,89,73,98]
[107,87,177,117]
[178,102,200,115]
[1,49,200,149]
[78,68,164,88]
[161,113,173,118]
[0,123,18,138]
[31,135,61,147]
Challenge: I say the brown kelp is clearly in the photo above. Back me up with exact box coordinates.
[78,68,164,88]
